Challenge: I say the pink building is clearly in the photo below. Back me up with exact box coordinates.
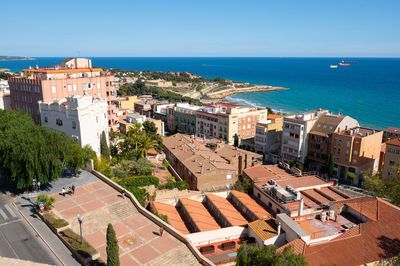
[8,58,119,130]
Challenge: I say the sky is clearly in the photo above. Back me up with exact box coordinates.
[2,0,400,57]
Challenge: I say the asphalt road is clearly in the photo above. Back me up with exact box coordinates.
[0,193,59,265]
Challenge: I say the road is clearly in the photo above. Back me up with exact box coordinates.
[0,193,59,265]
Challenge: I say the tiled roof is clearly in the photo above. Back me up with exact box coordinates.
[267,114,282,120]
[230,190,272,220]
[385,127,400,134]
[179,198,220,232]
[152,202,190,235]
[206,194,248,226]
[275,175,328,190]
[318,187,347,201]
[310,114,347,135]
[278,197,400,266]
[301,189,331,205]
[387,137,400,147]
[247,219,278,241]
[243,165,291,185]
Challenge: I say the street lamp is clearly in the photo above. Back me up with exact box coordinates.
[77,214,84,245]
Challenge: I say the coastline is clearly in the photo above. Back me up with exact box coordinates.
[0,68,10,72]
[206,85,288,99]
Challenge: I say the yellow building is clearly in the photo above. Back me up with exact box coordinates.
[113,96,139,111]
[383,137,400,179]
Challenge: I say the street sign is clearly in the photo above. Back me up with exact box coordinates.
[39,202,44,207]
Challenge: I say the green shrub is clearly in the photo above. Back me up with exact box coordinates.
[35,194,55,211]
[155,212,169,224]
[59,228,97,258]
[44,212,69,228]
[119,175,160,188]
[101,166,113,178]
[113,168,128,179]
[129,187,147,206]
[162,160,170,168]
[158,180,188,191]
[347,173,357,179]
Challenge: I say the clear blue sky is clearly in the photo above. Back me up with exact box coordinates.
[2,0,400,57]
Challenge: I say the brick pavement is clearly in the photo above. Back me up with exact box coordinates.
[50,179,200,265]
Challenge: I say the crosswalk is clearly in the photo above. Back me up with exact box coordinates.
[0,204,18,223]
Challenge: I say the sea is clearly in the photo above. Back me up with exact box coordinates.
[1,57,399,129]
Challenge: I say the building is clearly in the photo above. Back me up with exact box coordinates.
[134,99,158,117]
[384,126,400,140]
[144,79,173,88]
[281,110,328,164]
[254,114,283,159]
[0,90,11,110]
[163,133,262,191]
[382,137,400,178]
[8,58,119,130]
[331,127,383,186]
[112,95,138,111]
[196,102,269,144]
[39,95,108,156]
[307,114,359,169]
[173,102,201,135]
[119,114,164,136]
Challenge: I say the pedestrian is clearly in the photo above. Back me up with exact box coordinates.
[121,189,126,198]
[159,227,163,237]
[62,187,66,197]
[72,184,75,195]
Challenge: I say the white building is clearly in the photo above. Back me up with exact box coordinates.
[281,110,328,164]
[39,95,108,156]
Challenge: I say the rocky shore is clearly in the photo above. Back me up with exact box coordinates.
[206,85,288,99]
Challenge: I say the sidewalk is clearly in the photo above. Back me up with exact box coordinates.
[14,170,98,266]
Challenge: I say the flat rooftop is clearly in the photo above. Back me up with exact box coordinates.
[206,194,248,226]
[338,127,379,137]
[179,198,220,232]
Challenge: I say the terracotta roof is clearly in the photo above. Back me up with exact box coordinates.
[243,164,292,185]
[230,190,271,220]
[275,175,328,191]
[385,127,400,134]
[206,194,248,226]
[267,114,282,120]
[301,189,331,205]
[381,143,386,153]
[23,68,103,74]
[179,198,220,232]
[152,202,190,235]
[387,137,400,147]
[278,197,400,266]
[318,187,347,201]
[247,219,278,241]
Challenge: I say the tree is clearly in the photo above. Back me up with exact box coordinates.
[100,131,110,160]
[143,120,158,136]
[363,169,400,206]
[234,133,239,147]
[130,158,155,176]
[106,224,119,266]
[236,243,307,266]
[0,110,73,189]
[66,142,94,176]
[328,154,335,178]
[138,132,159,158]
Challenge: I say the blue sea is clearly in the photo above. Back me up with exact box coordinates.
[1,57,399,129]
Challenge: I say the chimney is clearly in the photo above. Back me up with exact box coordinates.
[238,155,243,176]
[277,222,281,235]
[298,198,304,217]
[244,154,248,169]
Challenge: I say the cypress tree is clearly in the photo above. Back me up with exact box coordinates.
[100,131,110,160]
[106,223,119,266]
[234,133,239,147]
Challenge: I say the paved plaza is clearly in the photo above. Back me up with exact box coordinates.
[50,178,200,265]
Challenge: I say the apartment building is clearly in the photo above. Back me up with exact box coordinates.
[281,110,328,164]
[8,58,119,130]
[39,95,108,156]
[173,102,201,135]
[112,95,138,111]
[382,137,400,178]
[307,114,359,169]
[331,127,382,185]
[384,127,400,140]
[196,102,269,144]
[0,90,11,110]
[163,133,262,191]
[254,114,283,157]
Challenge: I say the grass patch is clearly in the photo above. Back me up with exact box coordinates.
[44,212,69,228]
[60,228,97,258]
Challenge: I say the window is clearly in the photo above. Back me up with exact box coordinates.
[247,124,250,129]
[106,82,109,87]
[73,84,77,91]
[44,116,48,123]
[68,84,72,91]
[97,82,100,88]
[248,117,251,122]
[51,86,56,94]
[72,121,76,129]
[389,160,395,166]
[56,118,63,126]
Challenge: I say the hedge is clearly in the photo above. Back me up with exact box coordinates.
[118,175,160,188]
[158,180,188,191]
[60,228,97,258]
[44,212,69,229]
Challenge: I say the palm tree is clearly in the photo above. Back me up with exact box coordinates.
[138,132,159,158]
[121,123,143,160]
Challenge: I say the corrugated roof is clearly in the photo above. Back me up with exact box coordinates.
[206,194,248,226]
[230,190,271,220]
[152,202,190,235]
[179,198,220,232]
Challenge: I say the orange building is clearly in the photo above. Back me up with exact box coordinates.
[8,58,119,130]
[331,127,382,185]
[382,137,400,179]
